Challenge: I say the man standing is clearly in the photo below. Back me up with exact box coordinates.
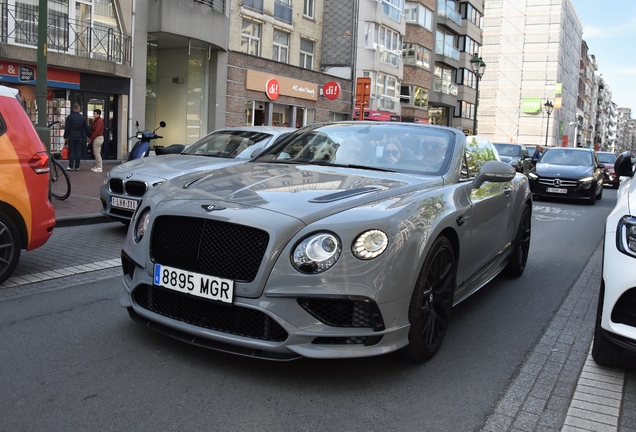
[89,109,105,172]
[63,103,91,171]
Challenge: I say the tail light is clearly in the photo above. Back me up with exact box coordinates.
[28,152,50,174]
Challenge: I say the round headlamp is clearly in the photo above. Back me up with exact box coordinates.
[133,207,151,243]
[352,230,388,260]
[292,232,342,274]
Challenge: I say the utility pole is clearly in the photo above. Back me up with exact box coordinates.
[35,0,49,153]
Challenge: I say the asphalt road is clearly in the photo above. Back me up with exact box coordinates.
[0,190,617,431]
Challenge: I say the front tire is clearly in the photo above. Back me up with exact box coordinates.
[597,184,603,200]
[400,236,456,362]
[592,284,635,368]
[503,205,531,277]
[0,212,21,285]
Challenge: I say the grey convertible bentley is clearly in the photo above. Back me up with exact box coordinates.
[120,122,532,362]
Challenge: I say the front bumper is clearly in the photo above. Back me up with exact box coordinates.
[529,179,596,200]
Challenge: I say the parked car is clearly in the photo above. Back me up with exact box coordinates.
[0,85,56,284]
[494,142,533,174]
[592,151,636,368]
[528,147,605,205]
[120,122,532,362]
[100,126,291,223]
[597,151,619,189]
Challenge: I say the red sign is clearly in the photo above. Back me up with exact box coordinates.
[561,135,569,147]
[266,79,280,100]
[323,81,341,100]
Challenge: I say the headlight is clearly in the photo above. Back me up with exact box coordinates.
[528,172,538,180]
[133,207,151,243]
[617,216,636,258]
[352,230,388,260]
[579,176,594,184]
[292,232,342,274]
[136,132,144,139]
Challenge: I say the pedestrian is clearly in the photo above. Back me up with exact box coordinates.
[88,109,105,173]
[532,145,544,160]
[63,103,91,171]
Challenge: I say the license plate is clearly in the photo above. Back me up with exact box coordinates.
[153,264,234,304]
[546,187,567,194]
[110,196,138,210]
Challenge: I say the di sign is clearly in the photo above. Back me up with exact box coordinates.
[323,81,341,100]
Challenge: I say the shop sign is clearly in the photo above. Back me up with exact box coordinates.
[246,70,318,101]
[266,79,280,100]
[521,98,542,113]
[323,81,341,100]
[19,65,35,82]
[0,61,79,89]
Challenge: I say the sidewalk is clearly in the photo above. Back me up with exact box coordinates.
[47,160,636,431]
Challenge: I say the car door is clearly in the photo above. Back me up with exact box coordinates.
[460,137,513,283]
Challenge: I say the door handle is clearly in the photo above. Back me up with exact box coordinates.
[503,187,512,196]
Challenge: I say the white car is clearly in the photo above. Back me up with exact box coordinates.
[592,151,636,368]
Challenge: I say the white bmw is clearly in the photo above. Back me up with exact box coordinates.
[593,151,636,368]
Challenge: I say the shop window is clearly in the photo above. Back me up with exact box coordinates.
[299,39,314,70]
[241,20,261,56]
[272,29,289,63]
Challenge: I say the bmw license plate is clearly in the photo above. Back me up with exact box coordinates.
[153,264,234,303]
[546,187,567,194]
[110,196,138,210]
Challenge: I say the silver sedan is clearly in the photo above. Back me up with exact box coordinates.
[120,122,532,362]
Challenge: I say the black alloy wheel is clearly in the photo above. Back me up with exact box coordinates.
[0,212,21,285]
[401,236,456,362]
[503,205,531,277]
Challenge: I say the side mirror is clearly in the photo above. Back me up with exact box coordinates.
[598,163,605,170]
[135,121,139,128]
[473,160,516,189]
[615,151,634,177]
[159,121,167,128]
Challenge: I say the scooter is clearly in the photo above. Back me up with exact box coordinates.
[128,120,166,161]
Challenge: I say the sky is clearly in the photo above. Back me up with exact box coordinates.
[570,0,636,114]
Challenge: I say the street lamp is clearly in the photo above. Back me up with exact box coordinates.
[470,53,486,135]
[588,125,594,149]
[544,100,554,147]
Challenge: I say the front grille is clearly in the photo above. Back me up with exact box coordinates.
[151,216,269,282]
[134,284,288,342]
[612,288,636,327]
[109,178,124,194]
[125,180,147,197]
[538,178,578,187]
[298,298,385,331]
[313,336,369,345]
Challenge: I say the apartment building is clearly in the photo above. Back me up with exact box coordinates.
[594,73,614,152]
[479,0,582,147]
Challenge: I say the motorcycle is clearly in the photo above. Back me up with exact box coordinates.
[128,120,166,161]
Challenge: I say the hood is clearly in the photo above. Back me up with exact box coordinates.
[109,155,245,180]
[535,163,593,179]
[155,163,441,224]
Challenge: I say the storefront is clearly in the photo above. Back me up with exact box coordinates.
[0,60,128,160]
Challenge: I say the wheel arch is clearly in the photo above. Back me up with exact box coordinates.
[0,201,28,249]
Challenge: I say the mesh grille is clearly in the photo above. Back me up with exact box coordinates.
[313,336,368,345]
[134,284,288,342]
[151,216,269,282]
[125,180,147,197]
[298,298,377,328]
[109,178,123,194]
[612,288,636,327]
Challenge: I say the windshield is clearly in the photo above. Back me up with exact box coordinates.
[597,153,616,164]
[183,130,275,159]
[494,144,521,157]
[540,149,592,166]
[254,123,456,175]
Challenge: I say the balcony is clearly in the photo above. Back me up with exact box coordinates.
[274,0,292,23]
[437,2,462,26]
[0,2,131,65]
[242,0,263,12]
[194,0,226,13]
[435,40,460,61]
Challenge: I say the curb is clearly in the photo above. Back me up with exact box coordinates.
[55,213,115,228]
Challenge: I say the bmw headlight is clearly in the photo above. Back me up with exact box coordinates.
[579,176,594,184]
[292,232,342,274]
[352,230,388,260]
[133,207,151,243]
[528,172,538,180]
[617,216,636,258]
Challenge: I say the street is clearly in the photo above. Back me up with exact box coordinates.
[0,190,621,431]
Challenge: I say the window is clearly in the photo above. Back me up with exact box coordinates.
[465,136,498,176]
[303,0,314,18]
[460,2,482,28]
[402,43,431,69]
[458,36,479,54]
[364,23,402,67]
[299,38,314,70]
[453,101,474,119]
[272,29,289,63]
[369,72,401,111]
[435,30,459,61]
[404,2,433,31]
[400,85,428,108]
[455,68,476,89]
[381,0,403,21]
[434,65,457,96]
[241,20,261,56]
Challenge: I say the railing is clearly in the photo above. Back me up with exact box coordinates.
[274,0,292,23]
[0,3,131,65]
[242,0,263,12]
[437,2,462,26]
[434,40,460,61]
[194,0,225,14]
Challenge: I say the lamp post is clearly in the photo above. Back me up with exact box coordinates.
[588,125,594,149]
[544,100,554,147]
[470,53,486,135]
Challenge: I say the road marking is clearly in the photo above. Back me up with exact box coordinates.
[0,259,121,289]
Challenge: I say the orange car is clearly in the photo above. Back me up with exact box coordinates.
[0,85,56,284]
